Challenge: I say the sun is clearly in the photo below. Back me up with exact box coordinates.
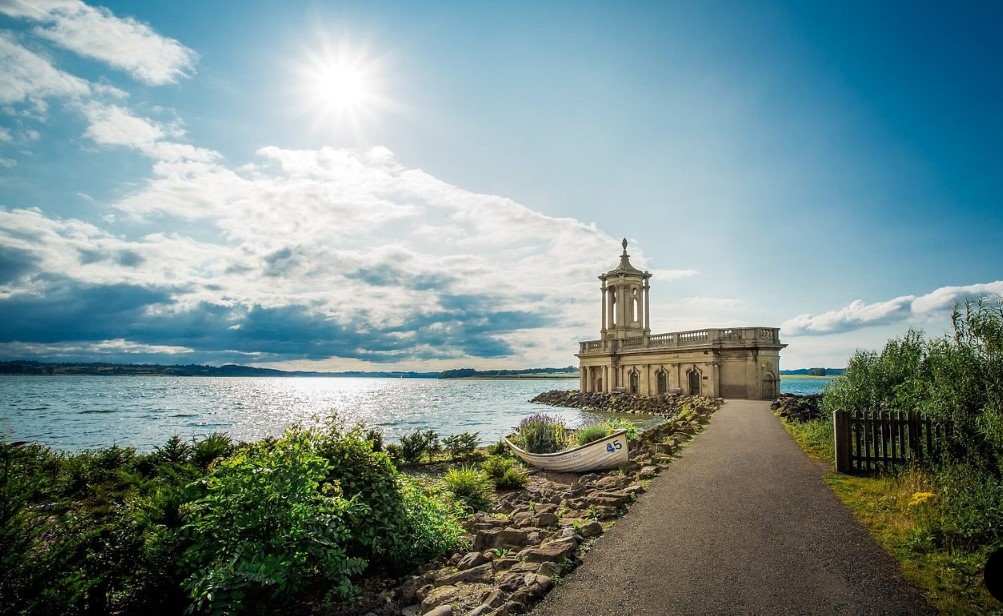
[310,60,370,113]
[293,39,392,138]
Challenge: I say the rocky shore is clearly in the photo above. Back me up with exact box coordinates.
[337,396,723,616]
[530,389,722,416]
[771,393,824,422]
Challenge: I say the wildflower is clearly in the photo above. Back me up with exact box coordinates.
[908,491,934,507]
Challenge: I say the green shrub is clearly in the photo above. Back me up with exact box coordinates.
[443,431,480,461]
[312,418,463,574]
[180,427,366,615]
[480,455,528,490]
[514,414,568,454]
[495,467,529,490]
[925,465,1003,551]
[150,434,192,468]
[486,439,510,456]
[397,429,441,466]
[190,432,234,472]
[443,466,493,512]
[605,417,638,440]
[481,454,515,480]
[575,422,610,446]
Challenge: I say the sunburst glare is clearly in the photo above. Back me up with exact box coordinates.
[292,37,394,141]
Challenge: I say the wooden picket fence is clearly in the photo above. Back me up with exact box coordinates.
[833,409,946,473]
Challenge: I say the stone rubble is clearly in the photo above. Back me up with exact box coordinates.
[530,389,722,417]
[336,396,722,616]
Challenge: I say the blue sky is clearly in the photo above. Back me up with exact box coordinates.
[1,0,1001,370]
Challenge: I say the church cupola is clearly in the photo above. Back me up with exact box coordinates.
[599,239,651,341]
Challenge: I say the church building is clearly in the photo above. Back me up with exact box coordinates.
[576,240,786,400]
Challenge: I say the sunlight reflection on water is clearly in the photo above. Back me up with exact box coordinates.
[1,375,828,452]
[2,376,644,452]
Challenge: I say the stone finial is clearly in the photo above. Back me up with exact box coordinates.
[621,238,628,253]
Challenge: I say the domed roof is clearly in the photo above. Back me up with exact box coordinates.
[602,238,647,278]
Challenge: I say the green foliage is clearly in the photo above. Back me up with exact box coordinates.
[180,426,366,615]
[820,295,1003,554]
[485,439,510,456]
[514,414,568,454]
[443,466,493,512]
[916,465,1003,552]
[1,421,467,615]
[190,433,234,472]
[397,429,441,466]
[603,418,638,440]
[443,432,480,461]
[480,455,528,490]
[151,434,192,468]
[575,422,610,446]
[311,418,463,574]
[823,297,1003,473]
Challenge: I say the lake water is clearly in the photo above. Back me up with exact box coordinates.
[0,375,831,452]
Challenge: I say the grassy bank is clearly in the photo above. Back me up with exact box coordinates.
[781,417,1001,614]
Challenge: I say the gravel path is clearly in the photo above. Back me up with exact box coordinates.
[531,399,935,615]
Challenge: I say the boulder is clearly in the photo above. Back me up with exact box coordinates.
[435,563,495,587]
[457,551,489,570]
[519,537,577,563]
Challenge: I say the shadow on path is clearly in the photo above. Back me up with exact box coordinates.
[531,399,934,615]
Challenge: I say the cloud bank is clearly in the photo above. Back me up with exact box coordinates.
[781,281,1003,336]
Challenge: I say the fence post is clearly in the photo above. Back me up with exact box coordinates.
[834,409,850,473]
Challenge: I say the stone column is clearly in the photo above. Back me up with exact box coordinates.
[600,281,607,335]
[643,279,650,334]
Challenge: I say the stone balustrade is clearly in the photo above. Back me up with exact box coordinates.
[578,327,782,356]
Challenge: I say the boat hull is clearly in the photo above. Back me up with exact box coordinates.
[504,429,629,472]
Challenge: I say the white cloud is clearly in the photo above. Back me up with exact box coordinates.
[0,32,90,107]
[781,296,915,335]
[0,0,197,85]
[0,339,194,357]
[80,102,220,162]
[0,144,648,365]
[781,282,1003,336]
[910,281,1003,315]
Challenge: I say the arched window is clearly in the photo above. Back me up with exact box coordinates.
[656,370,667,395]
[688,369,701,395]
[629,370,639,394]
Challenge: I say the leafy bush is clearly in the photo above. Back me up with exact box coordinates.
[443,466,493,512]
[575,422,611,446]
[496,467,529,490]
[1,422,468,615]
[180,426,365,615]
[312,418,463,574]
[514,414,568,454]
[485,439,510,456]
[480,455,528,490]
[397,429,441,466]
[190,432,234,472]
[604,417,638,440]
[443,431,480,461]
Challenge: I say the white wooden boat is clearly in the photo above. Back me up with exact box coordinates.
[504,429,629,472]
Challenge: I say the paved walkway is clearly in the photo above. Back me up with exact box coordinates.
[532,400,935,615]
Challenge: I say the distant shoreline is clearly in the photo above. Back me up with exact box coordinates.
[781,375,838,380]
